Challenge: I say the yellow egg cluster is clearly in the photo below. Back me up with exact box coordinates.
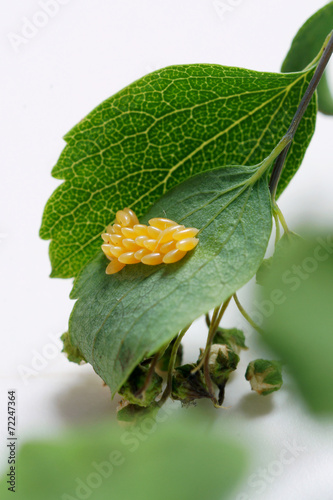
[101,208,199,274]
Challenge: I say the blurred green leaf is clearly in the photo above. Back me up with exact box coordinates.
[40,64,316,278]
[281,2,333,114]
[0,416,247,500]
[256,232,303,286]
[260,235,333,414]
[69,166,272,395]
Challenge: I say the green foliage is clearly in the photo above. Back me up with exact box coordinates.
[40,65,316,278]
[117,403,159,423]
[208,345,240,405]
[0,417,247,500]
[40,6,333,413]
[156,338,183,373]
[61,332,86,365]
[172,364,211,405]
[118,364,163,407]
[213,327,247,352]
[281,2,333,114]
[259,235,333,413]
[256,231,303,286]
[69,165,272,395]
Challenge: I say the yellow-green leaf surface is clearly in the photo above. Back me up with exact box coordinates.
[0,416,247,500]
[281,2,333,114]
[40,64,316,278]
[69,165,272,394]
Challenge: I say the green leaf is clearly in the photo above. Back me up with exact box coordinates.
[61,331,86,365]
[260,235,333,414]
[1,416,247,500]
[40,64,316,278]
[281,2,333,114]
[69,165,272,395]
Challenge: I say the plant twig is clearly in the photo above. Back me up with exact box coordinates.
[192,296,232,381]
[202,297,232,403]
[273,203,289,234]
[269,31,333,198]
[134,352,160,398]
[158,324,191,406]
[233,293,264,335]
[273,210,281,247]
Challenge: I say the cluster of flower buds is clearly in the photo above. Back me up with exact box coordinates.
[101,208,199,274]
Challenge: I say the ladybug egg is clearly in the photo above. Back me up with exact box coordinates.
[106,260,126,275]
[148,218,178,230]
[116,210,131,227]
[176,238,199,251]
[102,208,199,274]
[123,207,139,225]
[163,249,187,264]
[141,253,164,266]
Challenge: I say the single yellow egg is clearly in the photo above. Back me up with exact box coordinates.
[141,253,164,265]
[173,228,199,241]
[122,238,140,251]
[118,252,140,264]
[176,238,199,251]
[148,218,178,230]
[106,259,126,274]
[163,249,187,264]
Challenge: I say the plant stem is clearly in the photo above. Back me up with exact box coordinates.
[202,297,232,404]
[269,31,333,198]
[135,352,160,398]
[273,211,281,247]
[233,293,264,335]
[273,202,289,234]
[158,325,191,406]
[248,135,292,186]
[192,297,232,376]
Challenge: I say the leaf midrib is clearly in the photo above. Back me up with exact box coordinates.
[50,72,307,274]
[89,182,256,389]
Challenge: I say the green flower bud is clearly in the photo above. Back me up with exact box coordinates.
[213,328,247,354]
[118,364,163,407]
[171,364,211,406]
[207,344,240,405]
[245,359,283,395]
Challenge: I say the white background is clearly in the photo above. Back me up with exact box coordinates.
[1,1,333,499]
